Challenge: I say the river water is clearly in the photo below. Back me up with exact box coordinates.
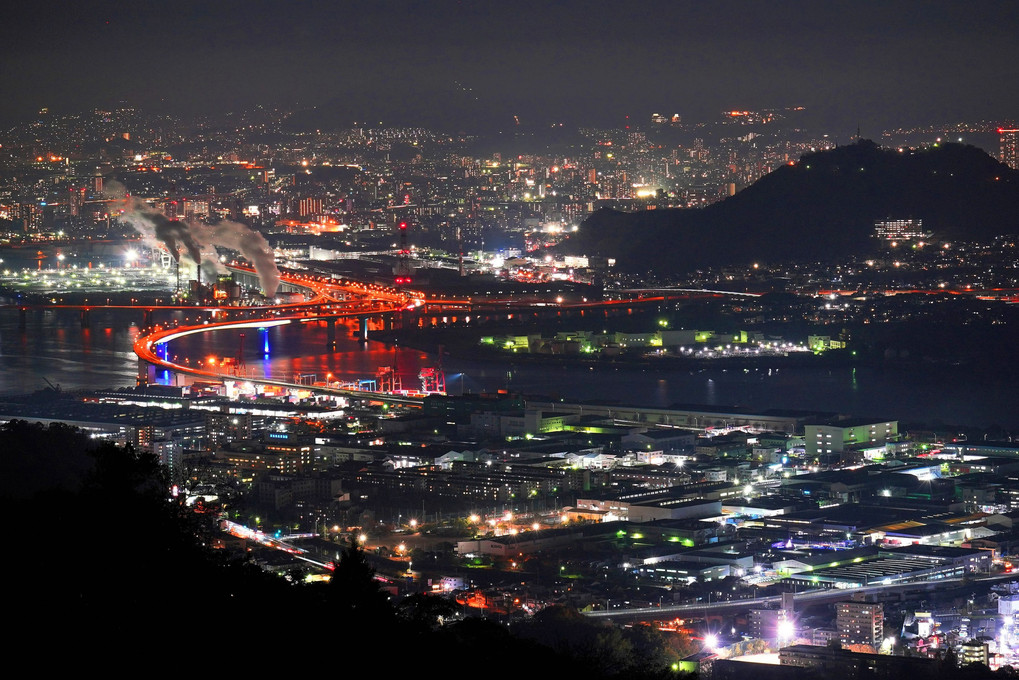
[1,307,1016,430]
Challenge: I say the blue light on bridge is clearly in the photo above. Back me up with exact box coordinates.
[260,327,270,355]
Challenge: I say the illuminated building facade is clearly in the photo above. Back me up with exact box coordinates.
[874,219,929,242]
[999,595,1019,667]
[205,411,254,449]
[1001,128,1019,170]
[805,420,899,458]
[299,197,323,217]
[837,600,884,647]
[959,640,990,667]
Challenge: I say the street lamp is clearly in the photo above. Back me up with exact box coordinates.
[777,619,795,643]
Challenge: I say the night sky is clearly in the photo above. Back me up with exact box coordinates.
[2,0,1017,134]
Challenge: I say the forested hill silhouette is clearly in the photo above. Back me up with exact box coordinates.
[569,140,1019,274]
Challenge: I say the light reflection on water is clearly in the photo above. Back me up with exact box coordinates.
[1,308,1017,428]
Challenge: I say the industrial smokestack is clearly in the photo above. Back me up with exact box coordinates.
[105,181,280,296]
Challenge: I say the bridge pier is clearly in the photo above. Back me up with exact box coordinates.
[136,359,155,386]
[18,306,26,330]
[144,309,154,327]
[326,317,337,350]
[357,316,369,341]
[79,308,90,328]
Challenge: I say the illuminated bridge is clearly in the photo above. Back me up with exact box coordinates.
[134,315,426,406]
[132,269,425,406]
[130,273,802,404]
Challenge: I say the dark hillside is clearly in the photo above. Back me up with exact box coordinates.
[569,140,1019,274]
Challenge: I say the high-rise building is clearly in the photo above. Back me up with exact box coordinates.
[748,608,783,640]
[205,411,254,450]
[1000,128,1018,170]
[874,219,929,242]
[299,196,323,217]
[836,600,883,647]
[69,187,84,217]
[162,199,179,220]
[183,198,210,222]
[748,593,796,641]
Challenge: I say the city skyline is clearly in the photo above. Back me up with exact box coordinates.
[5,4,1019,668]
[2,1,1018,135]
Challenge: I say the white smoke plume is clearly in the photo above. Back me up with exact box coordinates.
[190,220,281,297]
[105,181,281,297]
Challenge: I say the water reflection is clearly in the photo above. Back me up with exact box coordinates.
[1,308,1017,429]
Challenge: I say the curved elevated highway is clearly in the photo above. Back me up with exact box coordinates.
[133,270,426,406]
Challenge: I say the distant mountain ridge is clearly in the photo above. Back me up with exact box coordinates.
[567,140,1019,274]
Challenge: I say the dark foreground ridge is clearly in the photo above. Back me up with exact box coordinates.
[4,419,696,676]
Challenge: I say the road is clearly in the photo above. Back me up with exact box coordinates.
[132,269,425,404]
[583,572,1019,622]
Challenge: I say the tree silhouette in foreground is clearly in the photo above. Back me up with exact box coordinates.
[329,535,393,626]
[396,592,458,632]
[513,605,694,678]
